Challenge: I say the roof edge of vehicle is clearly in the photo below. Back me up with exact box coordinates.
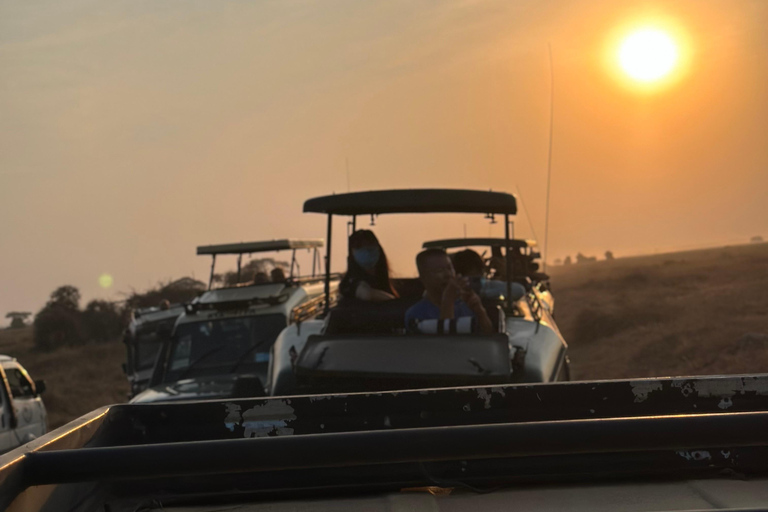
[132,304,186,322]
[303,188,517,216]
[0,354,16,363]
[196,239,324,256]
[422,237,537,250]
[177,278,336,325]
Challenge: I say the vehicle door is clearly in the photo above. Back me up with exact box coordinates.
[0,369,16,452]
[2,363,46,444]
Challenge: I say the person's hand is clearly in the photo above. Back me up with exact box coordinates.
[459,281,484,313]
[442,276,463,303]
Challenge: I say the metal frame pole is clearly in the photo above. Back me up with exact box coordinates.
[208,255,216,290]
[505,214,512,303]
[324,214,333,314]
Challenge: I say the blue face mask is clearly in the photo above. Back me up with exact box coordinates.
[353,247,380,270]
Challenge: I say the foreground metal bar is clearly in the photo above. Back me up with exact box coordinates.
[22,411,768,486]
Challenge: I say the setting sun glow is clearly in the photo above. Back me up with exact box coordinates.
[618,28,679,83]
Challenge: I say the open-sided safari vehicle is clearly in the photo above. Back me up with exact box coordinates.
[269,189,569,396]
[131,239,338,404]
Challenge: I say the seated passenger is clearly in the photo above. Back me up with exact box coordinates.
[270,267,286,283]
[253,272,270,284]
[339,230,398,302]
[405,249,493,334]
[452,249,525,301]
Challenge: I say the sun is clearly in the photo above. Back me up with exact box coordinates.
[618,28,679,83]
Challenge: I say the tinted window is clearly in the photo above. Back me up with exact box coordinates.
[5,368,35,399]
[165,314,287,382]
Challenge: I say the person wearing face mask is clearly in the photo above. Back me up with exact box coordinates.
[451,249,526,301]
[339,230,398,302]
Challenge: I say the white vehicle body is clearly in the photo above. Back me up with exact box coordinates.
[269,283,567,395]
[132,278,336,404]
[0,356,47,453]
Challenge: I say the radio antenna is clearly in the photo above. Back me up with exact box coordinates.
[515,183,539,242]
[543,43,555,273]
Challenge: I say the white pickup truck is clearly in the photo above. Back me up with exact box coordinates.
[0,355,47,453]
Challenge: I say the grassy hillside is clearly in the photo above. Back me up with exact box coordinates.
[0,328,128,429]
[550,242,768,380]
[1,241,766,428]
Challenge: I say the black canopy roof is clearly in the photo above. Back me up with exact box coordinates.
[423,238,536,250]
[303,189,517,216]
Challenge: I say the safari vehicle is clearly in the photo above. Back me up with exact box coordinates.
[0,356,46,453]
[422,237,555,314]
[4,373,768,511]
[269,189,569,397]
[123,303,185,397]
[131,239,338,404]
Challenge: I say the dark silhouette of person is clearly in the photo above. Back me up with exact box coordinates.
[339,230,397,301]
[270,268,286,283]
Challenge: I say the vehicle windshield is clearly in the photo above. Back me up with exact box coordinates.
[133,317,178,372]
[164,314,287,383]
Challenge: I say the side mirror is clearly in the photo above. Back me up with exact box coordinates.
[34,379,46,395]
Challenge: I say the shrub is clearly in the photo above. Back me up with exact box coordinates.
[82,300,125,342]
[34,304,83,350]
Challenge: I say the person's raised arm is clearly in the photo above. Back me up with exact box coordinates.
[459,281,494,334]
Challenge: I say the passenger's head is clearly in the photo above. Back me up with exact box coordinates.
[270,267,286,283]
[347,230,397,295]
[158,299,171,310]
[253,272,269,284]
[348,230,383,273]
[451,249,485,278]
[416,248,455,295]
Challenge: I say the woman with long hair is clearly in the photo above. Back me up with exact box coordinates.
[340,230,398,301]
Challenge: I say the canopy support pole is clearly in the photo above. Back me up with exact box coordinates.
[236,254,242,283]
[290,249,297,280]
[324,214,333,314]
[505,214,512,303]
[208,255,217,290]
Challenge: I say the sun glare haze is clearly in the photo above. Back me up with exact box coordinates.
[618,28,679,83]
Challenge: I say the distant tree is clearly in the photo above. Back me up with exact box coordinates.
[34,307,82,350]
[82,300,124,342]
[563,256,572,266]
[751,236,764,244]
[576,253,598,264]
[5,312,31,329]
[605,250,615,260]
[553,258,563,266]
[47,285,81,310]
[124,277,206,310]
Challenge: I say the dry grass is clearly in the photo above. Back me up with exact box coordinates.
[550,242,768,380]
[0,328,128,429]
[1,242,767,427]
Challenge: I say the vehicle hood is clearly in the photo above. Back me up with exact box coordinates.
[130,374,261,404]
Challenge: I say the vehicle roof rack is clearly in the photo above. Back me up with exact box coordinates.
[197,239,323,256]
[423,237,536,250]
[303,189,517,216]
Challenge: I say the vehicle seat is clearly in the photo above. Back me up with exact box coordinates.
[324,298,420,335]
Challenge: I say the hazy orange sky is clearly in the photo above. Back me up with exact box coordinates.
[2,0,767,318]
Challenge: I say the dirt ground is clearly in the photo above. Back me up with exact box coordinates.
[550,242,768,380]
[1,241,767,429]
